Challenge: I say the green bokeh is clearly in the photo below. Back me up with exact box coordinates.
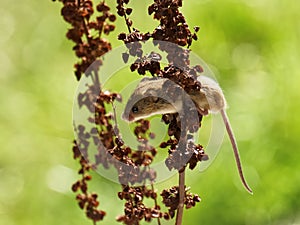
[1,0,299,225]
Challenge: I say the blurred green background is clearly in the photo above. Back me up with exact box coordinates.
[1,0,300,224]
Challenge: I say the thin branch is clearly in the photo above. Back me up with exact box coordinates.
[111,101,121,139]
[82,17,92,42]
[124,14,132,33]
[175,168,185,225]
[150,176,161,225]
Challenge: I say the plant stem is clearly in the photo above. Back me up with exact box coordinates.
[124,13,132,33]
[175,168,185,225]
[150,182,161,225]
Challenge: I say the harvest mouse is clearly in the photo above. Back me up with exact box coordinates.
[122,76,253,194]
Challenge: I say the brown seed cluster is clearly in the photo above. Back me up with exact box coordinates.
[55,0,118,223]
[161,186,201,218]
[160,132,209,171]
[114,120,166,224]
[71,140,106,222]
[149,0,199,47]
[116,185,166,224]
[58,0,115,80]
[129,52,161,76]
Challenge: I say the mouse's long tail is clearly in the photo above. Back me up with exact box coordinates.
[220,109,253,194]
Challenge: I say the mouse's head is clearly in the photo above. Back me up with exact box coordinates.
[122,96,175,122]
[122,77,178,122]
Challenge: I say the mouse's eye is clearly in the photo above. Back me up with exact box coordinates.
[132,106,138,113]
